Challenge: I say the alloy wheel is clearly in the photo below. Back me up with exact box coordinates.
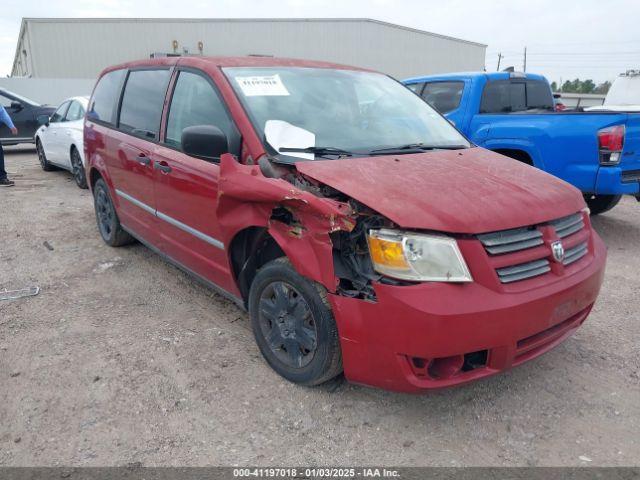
[71,150,85,186]
[37,141,46,168]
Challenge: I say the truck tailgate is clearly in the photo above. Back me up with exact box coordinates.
[594,113,640,195]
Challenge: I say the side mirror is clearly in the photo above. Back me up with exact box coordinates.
[181,125,228,161]
[10,101,23,111]
[37,114,50,127]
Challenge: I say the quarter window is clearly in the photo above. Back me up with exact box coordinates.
[421,82,464,114]
[165,70,237,155]
[118,69,170,140]
[87,69,125,125]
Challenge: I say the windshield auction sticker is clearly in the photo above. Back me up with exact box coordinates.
[235,75,290,96]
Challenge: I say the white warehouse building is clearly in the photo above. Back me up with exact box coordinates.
[9,18,486,104]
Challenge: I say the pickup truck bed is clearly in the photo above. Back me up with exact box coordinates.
[404,72,640,214]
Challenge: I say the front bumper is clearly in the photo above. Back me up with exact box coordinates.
[329,232,606,393]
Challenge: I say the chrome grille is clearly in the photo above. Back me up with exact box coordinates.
[496,259,551,284]
[477,227,543,255]
[550,213,584,239]
[478,211,589,284]
[563,242,588,266]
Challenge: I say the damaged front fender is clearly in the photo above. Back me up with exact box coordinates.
[216,154,356,293]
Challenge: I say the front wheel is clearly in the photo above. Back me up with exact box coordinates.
[248,258,343,386]
[584,194,622,215]
[70,147,88,189]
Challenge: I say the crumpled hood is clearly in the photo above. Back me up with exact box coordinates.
[295,147,586,234]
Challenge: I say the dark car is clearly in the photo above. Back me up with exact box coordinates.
[0,88,56,145]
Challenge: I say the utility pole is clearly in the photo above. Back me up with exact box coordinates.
[523,47,527,72]
[497,53,503,71]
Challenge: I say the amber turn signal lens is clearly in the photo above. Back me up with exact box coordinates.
[367,234,409,269]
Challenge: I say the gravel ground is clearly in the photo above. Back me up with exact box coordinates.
[0,146,639,467]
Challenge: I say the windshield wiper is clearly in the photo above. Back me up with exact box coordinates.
[278,146,354,158]
[369,143,468,155]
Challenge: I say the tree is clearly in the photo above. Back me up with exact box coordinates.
[594,81,612,94]
[580,79,596,94]
[550,81,558,91]
[559,78,601,94]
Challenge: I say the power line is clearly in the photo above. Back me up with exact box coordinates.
[527,51,640,56]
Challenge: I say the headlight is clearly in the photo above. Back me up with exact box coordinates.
[367,229,472,282]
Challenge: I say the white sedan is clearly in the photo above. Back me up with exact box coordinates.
[35,96,89,189]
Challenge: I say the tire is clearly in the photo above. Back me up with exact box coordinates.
[36,138,55,172]
[584,194,622,215]
[93,178,134,247]
[70,147,88,189]
[249,257,342,386]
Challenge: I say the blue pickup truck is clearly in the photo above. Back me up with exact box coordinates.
[403,72,640,214]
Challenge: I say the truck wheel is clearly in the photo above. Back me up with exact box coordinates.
[584,194,622,215]
[71,147,88,189]
[248,258,343,386]
[36,138,55,172]
[93,178,134,247]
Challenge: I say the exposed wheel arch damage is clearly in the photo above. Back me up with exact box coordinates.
[218,154,382,304]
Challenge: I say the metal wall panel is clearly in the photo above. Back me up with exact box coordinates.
[14,18,485,80]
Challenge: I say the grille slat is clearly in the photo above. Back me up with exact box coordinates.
[496,259,551,283]
[550,213,585,239]
[563,242,588,266]
[477,228,543,255]
[478,211,588,284]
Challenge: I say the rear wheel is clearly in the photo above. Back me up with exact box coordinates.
[36,138,55,172]
[249,258,342,386]
[70,147,88,189]
[93,178,134,247]
[584,194,622,215]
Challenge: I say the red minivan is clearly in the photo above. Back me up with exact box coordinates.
[84,56,606,393]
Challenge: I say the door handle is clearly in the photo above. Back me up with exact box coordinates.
[137,154,151,166]
[154,161,172,174]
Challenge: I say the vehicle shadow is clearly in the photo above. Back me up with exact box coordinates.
[4,146,37,155]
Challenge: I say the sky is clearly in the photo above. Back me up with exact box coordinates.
[2,0,639,85]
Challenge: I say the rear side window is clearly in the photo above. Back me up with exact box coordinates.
[526,81,554,110]
[119,69,171,140]
[422,81,464,114]
[481,79,553,113]
[165,70,237,154]
[88,69,125,125]
[65,101,84,122]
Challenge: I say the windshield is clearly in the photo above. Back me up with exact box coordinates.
[1,89,40,107]
[224,67,470,160]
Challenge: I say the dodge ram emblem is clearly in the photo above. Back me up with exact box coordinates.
[551,241,565,263]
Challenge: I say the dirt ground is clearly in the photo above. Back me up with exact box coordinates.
[0,146,639,467]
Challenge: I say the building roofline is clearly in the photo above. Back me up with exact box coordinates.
[18,17,487,47]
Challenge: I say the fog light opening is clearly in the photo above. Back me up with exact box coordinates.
[462,350,489,372]
[428,355,464,379]
[410,357,430,378]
